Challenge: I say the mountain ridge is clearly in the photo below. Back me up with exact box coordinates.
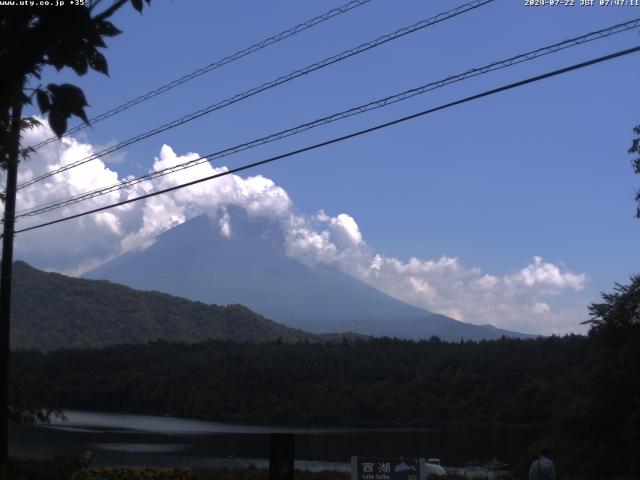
[9,261,357,351]
[86,208,532,341]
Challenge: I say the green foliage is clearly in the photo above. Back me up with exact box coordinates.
[585,274,640,333]
[9,349,64,426]
[543,275,640,479]
[0,0,152,169]
[12,335,591,428]
[0,0,151,436]
[42,84,89,138]
[10,261,321,351]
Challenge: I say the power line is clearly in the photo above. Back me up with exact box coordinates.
[27,0,374,152]
[15,17,640,219]
[17,0,496,190]
[12,45,640,236]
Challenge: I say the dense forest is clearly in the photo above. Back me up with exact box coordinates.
[9,261,350,350]
[544,275,640,479]
[12,336,590,428]
[9,274,640,478]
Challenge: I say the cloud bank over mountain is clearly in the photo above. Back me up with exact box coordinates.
[7,123,589,334]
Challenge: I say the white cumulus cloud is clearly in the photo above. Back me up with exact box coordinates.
[3,123,591,335]
[507,256,586,291]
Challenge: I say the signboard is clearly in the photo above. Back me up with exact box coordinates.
[351,457,425,480]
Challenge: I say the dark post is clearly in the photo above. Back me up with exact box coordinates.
[0,100,22,480]
[269,433,294,480]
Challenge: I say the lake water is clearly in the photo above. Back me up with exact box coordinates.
[10,410,544,472]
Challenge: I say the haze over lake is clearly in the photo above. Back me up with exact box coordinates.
[10,410,543,470]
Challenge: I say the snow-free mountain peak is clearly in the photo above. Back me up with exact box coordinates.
[87,207,531,340]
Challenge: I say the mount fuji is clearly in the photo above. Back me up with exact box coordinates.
[86,207,530,341]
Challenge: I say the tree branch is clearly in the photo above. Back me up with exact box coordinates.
[94,0,128,21]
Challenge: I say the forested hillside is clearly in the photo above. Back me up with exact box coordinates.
[86,211,531,341]
[10,261,325,350]
[12,335,590,428]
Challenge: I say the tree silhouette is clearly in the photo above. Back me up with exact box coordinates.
[0,1,151,478]
[629,125,640,218]
[1,0,152,147]
[585,274,640,334]
[548,276,640,478]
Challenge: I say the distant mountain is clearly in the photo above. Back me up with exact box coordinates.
[87,208,531,341]
[9,261,330,351]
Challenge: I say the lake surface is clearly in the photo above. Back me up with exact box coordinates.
[10,410,544,471]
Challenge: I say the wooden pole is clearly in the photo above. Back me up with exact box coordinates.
[269,433,294,480]
[0,99,22,480]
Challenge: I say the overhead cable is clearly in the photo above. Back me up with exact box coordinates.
[12,45,640,236]
[17,0,496,190]
[27,0,375,152]
[16,17,640,219]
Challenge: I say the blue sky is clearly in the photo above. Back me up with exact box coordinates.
[14,0,640,334]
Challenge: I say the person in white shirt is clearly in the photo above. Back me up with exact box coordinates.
[528,449,556,480]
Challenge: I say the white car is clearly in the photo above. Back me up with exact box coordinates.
[423,459,446,477]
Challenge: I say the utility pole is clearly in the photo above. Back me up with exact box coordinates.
[0,98,23,480]
[0,6,150,478]
[270,433,295,480]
